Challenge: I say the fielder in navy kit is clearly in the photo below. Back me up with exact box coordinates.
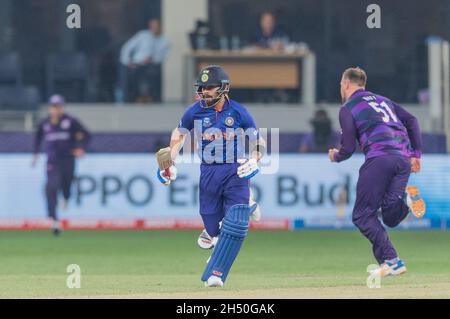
[329,67,426,277]
[33,95,91,235]
[156,65,265,287]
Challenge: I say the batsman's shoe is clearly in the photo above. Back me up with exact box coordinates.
[249,189,261,222]
[197,229,218,249]
[371,258,407,277]
[405,186,426,218]
[204,275,224,288]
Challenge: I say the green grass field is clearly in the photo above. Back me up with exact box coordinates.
[0,230,449,298]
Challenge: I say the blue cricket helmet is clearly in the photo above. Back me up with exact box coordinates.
[194,65,230,108]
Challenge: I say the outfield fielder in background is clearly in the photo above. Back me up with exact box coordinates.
[329,67,426,277]
[32,95,91,236]
[156,65,265,287]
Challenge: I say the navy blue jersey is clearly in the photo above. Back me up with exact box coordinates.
[178,99,259,164]
[34,114,91,162]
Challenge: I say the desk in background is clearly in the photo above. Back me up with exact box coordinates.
[184,49,316,106]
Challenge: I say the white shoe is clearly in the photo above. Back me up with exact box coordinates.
[197,229,218,249]
[370,258,407,277]
[204,275,223,287]
[249,189,261,222]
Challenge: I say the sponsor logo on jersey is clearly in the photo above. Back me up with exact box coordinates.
[61,119,71,129]
[203,117,212,127]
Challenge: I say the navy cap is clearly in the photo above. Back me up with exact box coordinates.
[48,94,65,106]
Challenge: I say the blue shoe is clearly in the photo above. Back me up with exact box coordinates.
[405,186,426,218]
[371,258,407,277]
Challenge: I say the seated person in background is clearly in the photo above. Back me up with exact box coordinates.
[119,19,171,103]
[251,11,292,103]
[254,11,289,51]
[300,110,340,153]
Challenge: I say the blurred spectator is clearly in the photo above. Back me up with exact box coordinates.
[118,19,171,103]
[249,12,292,103]
[300,110,340,153]
[254,12,289,51]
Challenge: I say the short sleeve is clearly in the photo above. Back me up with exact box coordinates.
[178,108,194,131]
[239,107,259,141]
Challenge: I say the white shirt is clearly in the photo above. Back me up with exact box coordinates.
[120,30,170,65]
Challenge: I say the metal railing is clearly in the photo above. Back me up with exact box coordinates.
[0,111,36,132]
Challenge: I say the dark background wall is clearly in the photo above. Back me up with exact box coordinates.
[1,0,449,103]
[209,0,450,103]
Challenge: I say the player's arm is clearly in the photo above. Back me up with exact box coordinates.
[169,127,188,161]
[392,102,422,172]
[250,135,266,162]
[156,127,188,186]
[156,110,193,186]
[237,109,263,179]
[329,107,357,163]
[72,118,91,158]
[32,121,44,167]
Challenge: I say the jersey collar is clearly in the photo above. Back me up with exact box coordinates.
[214,97,230,113]
[349,88,366,99]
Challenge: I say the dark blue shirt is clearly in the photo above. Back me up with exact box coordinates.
[254,27,289,49]
[34,114,91,162]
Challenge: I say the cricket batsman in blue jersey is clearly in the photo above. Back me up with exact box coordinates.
[156,65,265,287]
[329,67,426,277]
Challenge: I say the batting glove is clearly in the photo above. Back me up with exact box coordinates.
[157,166,178,186]
[237,158,259,179]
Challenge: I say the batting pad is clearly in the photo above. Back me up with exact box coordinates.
[201,204,250,283]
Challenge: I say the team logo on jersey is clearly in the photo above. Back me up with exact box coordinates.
[225,116,235,127]
[201,74,209,83]
[202,117,212,127]
[61,119,71,129]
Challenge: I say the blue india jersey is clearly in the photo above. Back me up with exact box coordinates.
[178,99,259,164]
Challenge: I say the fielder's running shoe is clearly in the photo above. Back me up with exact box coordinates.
[204,275,224,287]
[371,258,407,277]
[405,186,426,218]
[197,229,218,249]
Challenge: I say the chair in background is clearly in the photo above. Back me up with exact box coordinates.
[46,52,90,102]
[0,52,23,87]
[0,86,41,111]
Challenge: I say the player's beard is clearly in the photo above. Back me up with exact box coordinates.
[204,94,221,107]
